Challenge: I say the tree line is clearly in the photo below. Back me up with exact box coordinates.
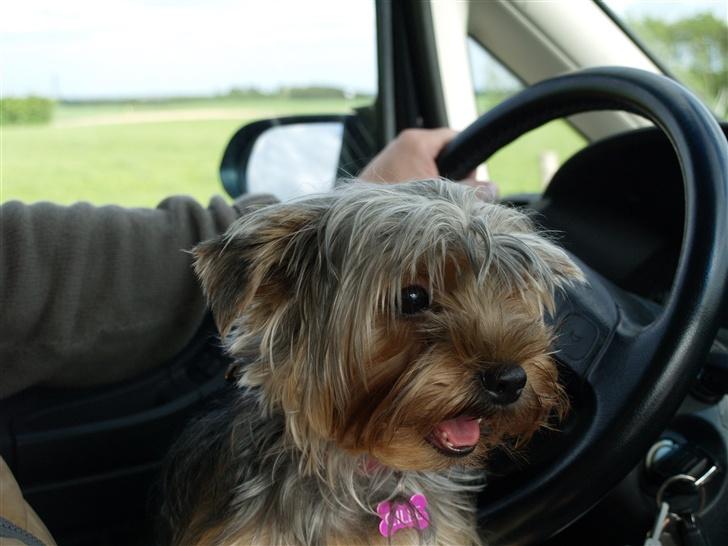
[630,12,727,117]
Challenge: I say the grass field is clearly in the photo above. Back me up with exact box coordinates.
[1,96,585,207]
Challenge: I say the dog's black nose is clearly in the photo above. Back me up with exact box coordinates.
[480,364,527,405]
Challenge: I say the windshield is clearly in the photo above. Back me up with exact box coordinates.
[600,0,727,121]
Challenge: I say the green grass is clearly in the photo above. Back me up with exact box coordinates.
[2,119,244,206]
[2,96,587,208]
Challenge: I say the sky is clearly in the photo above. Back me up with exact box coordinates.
[1,0,377,99]
[1,0,725,100]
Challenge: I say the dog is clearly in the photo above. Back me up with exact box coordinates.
[161,178,583,546]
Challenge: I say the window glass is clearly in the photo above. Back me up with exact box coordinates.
[1,0,376,206]
[601,0,727,120]
[467,38,587,196]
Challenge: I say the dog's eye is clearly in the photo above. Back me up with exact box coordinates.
[400,285,430,315]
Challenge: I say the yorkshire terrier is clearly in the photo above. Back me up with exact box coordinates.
[161,179,583,546]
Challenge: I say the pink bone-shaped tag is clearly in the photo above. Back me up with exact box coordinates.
[376,493,430,537]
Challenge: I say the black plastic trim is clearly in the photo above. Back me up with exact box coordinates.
[375,0,396,146]
[402,0,448,128]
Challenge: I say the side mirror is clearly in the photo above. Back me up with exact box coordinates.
[220,115,351,201]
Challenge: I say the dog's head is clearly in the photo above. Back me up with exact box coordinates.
[193,179,583,471]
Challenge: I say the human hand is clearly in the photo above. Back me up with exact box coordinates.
[359,128,498,201]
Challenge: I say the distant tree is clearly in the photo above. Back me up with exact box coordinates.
[630,13,728,116]
[0,96,55,125]
[287,86,346,99]
[227,87,268,98]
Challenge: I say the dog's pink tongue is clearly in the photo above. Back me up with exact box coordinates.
[436,417,480,447]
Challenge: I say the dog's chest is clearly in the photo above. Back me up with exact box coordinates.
[216,487,480,546]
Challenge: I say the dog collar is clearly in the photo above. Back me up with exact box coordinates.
[376,493,430,537]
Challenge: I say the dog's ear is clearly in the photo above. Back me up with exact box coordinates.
[192,204,319,336]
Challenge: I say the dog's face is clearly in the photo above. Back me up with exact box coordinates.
[194,180,582,471]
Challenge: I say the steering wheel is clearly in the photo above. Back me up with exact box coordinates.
[436,67,728,544]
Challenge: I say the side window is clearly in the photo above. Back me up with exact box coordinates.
[467,38,586,196]
[1,1,377,207]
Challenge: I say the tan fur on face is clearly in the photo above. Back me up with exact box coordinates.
[335,268,567,471]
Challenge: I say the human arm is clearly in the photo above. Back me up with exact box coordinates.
[0,194,274,398]
[359,127,498,201]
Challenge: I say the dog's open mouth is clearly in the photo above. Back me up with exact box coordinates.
[426,416,481,457]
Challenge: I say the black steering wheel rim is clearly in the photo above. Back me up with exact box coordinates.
[436,67,728,544]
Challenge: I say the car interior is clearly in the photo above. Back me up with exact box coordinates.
[1,1,726,545]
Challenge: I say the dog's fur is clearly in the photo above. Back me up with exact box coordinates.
[161,179,583,546]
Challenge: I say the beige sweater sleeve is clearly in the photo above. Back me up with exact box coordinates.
[0,194,275,399]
